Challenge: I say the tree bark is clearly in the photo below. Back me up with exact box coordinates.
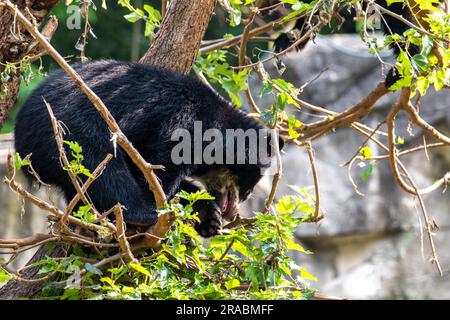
[0,0,217,299]
[139,0,217,75]
[0,0,58,130]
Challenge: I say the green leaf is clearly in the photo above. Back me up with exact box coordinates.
[386,0,404,5]
[85,263,103,276]
[72,204,94,223]
[0,268,11,284]
[412,54,429,73]
[143,5,161,20]
[416,76,429,96]
[287,239,312,254]
[300,267,317,281]
[259,83,273,97]
[195,50,248,107]
[396,51,412,75]
[421,35,433,56]
[359,146,372,160]
[124,12,143,23]
[232,241,250,258]
[14,153,31,171]
[389,75,412,91]
[276,195,296,215]
[272,78,296,94]
[429,70,446,91]
[225,279,241,290]
[63,141,93,178]
[260,106,278,126]
[223,33,234,40]
[129,262,151,277]
[276,92,288,110]
[177,190,215,204]
[361,163,374,181]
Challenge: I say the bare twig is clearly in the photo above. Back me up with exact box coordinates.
[401,165,443,276]
[232,21,325,70]
[298,82,389,138]
[4,153,110,234]
[114,205,138,263]
[263,130,282,214]
[44,99,92,210]
[403,101,450,146]
[62,154,114,225]
[200,10,308,54]
[305,141,322,221]
[239,0,263,114]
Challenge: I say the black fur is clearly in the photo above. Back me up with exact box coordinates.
[14,60,279,237]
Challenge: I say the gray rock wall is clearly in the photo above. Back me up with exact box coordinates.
[242,34,450,299]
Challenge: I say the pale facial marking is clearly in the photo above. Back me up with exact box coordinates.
[191,168,240,221]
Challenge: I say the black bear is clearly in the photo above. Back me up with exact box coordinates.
[14,60,282,237]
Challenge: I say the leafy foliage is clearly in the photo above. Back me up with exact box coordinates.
[362,1,450,95]
[72,205,95,223]
[387,33,450,95]
[194,50,248,107]
[0,260,11,287]
[6,189,317,300]
[13,152,31,171]
[118,0,161,39]
[220,0,257,27]
[63,141,94,179]
[257,66,303,137]
[0,57,46,98]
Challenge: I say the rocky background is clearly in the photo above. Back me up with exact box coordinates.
[1,34,449,299]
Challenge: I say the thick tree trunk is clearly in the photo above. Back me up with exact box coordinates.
[0,0,216,299]
[0,75,20,129]
[139,0,217,74]
[0,0,58,130]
